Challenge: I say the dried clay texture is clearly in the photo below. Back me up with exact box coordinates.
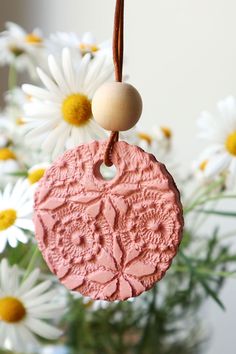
[34,141,184,301]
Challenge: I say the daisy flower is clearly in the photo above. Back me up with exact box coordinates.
[27,162,50,185]
[136,125,172,157]
[0,115,21,186]
[0,147,20,187]
[192,158,209,183]
[49,31,111,58]
[137,125,172,148]
[192,149,219,185]
[0,116,14,149]
[0,179,34,252]
[136,125,180,182]
[197,96,236,188]
[0,111,44,171]
[0,22,46,77]
[0,259,64,352]
[22,48,113,159]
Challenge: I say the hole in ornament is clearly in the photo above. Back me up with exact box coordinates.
[98,162,117,181]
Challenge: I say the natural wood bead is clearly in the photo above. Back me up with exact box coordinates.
[92,82,143,131]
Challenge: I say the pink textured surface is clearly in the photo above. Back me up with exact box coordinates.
[34,141,184,301]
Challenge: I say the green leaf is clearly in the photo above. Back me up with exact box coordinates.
[199,278,225,310]
[7,171,28,177]
[206,227,219,262]
[196,209,236,217]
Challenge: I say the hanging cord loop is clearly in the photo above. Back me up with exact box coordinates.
[104,0,124,167]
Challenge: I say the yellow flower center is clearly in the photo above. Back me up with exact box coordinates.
[84,300,94,309]
[137,132,153,145]
[79,43,99,55]
[9,45,24,57]
[25,33,43,44]
[62,94,92,126]
[225,131,236,156]
[0,297,26,323]
[28,168,46,184]
[16,117,25,126]
[0,209,17,231]
[199,160,208,171]
[0,148,16,161]
[161,126,172,139]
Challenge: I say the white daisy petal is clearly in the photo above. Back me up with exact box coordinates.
[17,269,40,296]
[82,32,96,45]
[0,260,64,351]
[26,119,59,140]
[2,182,12,200]
[227,158,236,189]
[25,289,58,307]
[66,125,80,149]
[0,322,6,345]
[9,265,20,294]
[0,259,10,293]
[24,101,59,117]
[88,119,107,139]
[0,236,8,253]
[17,324,39,349]
[8,232,18,248]
[37,67,63,96]
[62,47,77,92]
[48,54,70,94]
[22,280,52,300]
[51,124,71,159]
[42,122,70,157]
[9,325,24,350]
[205,153,231,178]
[6,22,26,37]
[19,207,34,220]
[15,218,35,232]
[11,226,29,244]
[27,302,65,314]
[25,317,62,340]
[84,55,105,89]
[87,63,113,96]
[22,84,60,102]
[217,96,236,132]
[77,53,91,90]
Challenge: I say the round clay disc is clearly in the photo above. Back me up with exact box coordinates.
[34,140,184,301]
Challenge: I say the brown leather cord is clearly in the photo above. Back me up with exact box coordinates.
[113,0,124,82]
[104,0,124,167]
[103,131,119,167]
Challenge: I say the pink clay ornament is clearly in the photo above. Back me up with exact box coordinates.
[34,140,184,301]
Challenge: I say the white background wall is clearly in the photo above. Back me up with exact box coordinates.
[1,1,236,353]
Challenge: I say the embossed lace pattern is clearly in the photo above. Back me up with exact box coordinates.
[34,141,184,301]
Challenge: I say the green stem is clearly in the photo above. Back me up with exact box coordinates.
[184,177,225,214]
[194,194,236,208]
[221,230,236,239]
[191,199,219,234]
[173,265,236,278]
[22,245,40,282]
[8,63,17,90]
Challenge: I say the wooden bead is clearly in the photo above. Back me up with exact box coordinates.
[92,82,143,131]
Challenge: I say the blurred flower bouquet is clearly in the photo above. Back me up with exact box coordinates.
[0,22,236,354]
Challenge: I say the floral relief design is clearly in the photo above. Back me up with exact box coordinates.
[88,238,155,300]
[54,211,105,263]
[34,197,112,271]
[122,193,182,254]
[69,182,137,229]
[34,140,184,301]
